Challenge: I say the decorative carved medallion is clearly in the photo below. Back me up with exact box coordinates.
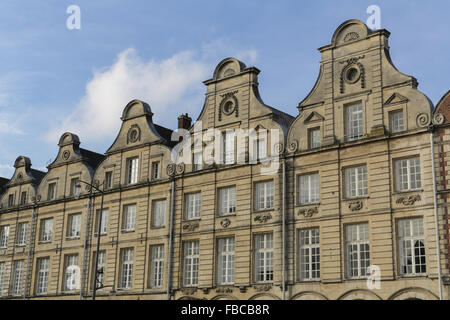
[416,113,430,128]
[183,221,199,231]
[218,91,239,121]
[127,124,141,144]
[166,163,176,176]
[220,218,231,228]
[216,286,234,293]
[344,32,360,42]
[181,287,197,295]
[348,200,363,211]
[31,195,41,203]
[298,206,318,218]
[433,113,445,125]
[396,194,421,206]
[254,212,272,223]
[176,162,185,175]
[288,140,298,153]
[273,143,284,155]
[339,56,365,93]
[253,284,272,292]
[17,173,23,180]
[62,150,71,160]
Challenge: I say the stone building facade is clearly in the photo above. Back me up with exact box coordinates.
[0,19,448,300]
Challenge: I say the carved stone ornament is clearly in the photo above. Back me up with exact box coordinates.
[288,140,298,153]
[348,200,363,211]
[216,286,234,293]
[166,163,176,176]
[339,55,365,93]
[127,124,141,144]
[183,221,199,232]
[273,143,284,155]
[62,150,71,160]
[253,284,272,292]
[181,287,197,295]
[298,206,318,218]
[218,90,239,121]
[416,113,430,128]
[396,194,421,206]
[17,173,23,180]
[220,218,231,228]
[433,113,445,125]
[176,162,185,175]
[254,212,272,223]
[344,32,360,42]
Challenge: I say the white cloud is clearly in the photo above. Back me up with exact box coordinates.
[0,164,13,178]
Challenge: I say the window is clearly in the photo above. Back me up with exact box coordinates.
[152,200,166,228]
[219,186,236,216]
[255,181,274,211]
[36,257,50,295]
[92,251,106,289]
[252,132,267,161]
[40,218,53,242]
[299,173,319,205]
[0,262,5,296]
[0,225,10,248]
[95,209,109,235]
[299,229,320,280]
[8,194,14,208]
[344,166,368,198]
[398,218,426,276]
[255,233,273,283]
[70,177,80,197]
[11,260,24,296]
[67,213,82,238]
[48,182,56,200]
[119,248,134,289]
[217,237,234,285]
[391,111,404,133]
[186,193,201,220]
[105,171,112,189]
[346,224,370,278]
[222,130,235,165]
[122,204,136,232]
[63,254,79,292]
[149,245,164,288]
[16,222,28,246]
[193,151,202,171]
[395,157,421,192]
[309,128,321,149]
[20,191,27,205]
[183,241,199,287]
[126,157,139,185]
[152,162,160,180]
[346,103,363,141]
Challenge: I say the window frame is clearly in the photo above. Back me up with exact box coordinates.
[394,157,422,192]
[217,237,235,285]
[298,173,319,205]
[298,228,320,281]
[185,192,201,220]
[40,218,53,242]
[66,213,82,239]
[151,199,166,228]
[345,223,370,279]
[254,180,274,211]
[16,222,28,246]
[344,165,368,199]
[308,127,321,149]
[345,103,364,142]
[149,244,164,289]
[390,109,405,133]
[35,257,50,295]
[183,240,199,287]
[254,233,274,283]
[126,157,139,185]
[397,218,426,276]
[218,186,236,216]
[122,204,136,232]
[119,248,134,290]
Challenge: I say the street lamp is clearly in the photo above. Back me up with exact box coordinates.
[75,179,105,300]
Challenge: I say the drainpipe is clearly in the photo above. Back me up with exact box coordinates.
[430,125,443,300]
[282,158,286,300]
[24,204,38,299]
[166,178,175,300]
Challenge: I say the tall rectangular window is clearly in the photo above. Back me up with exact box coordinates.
[183,241,199,287]
[219,186,236,216]
[391,111,405,133]
[346,103,363,141]
[36,257,50,295]
[70,177,80,197]
[252,134,267,161]
[309,128,321,149]
[149,245,164,288]
[223,130,235,165]
[395,157,421,192]
[255,181,274,211]
[11,260,24,296]
[398,218,426,276]
[67,213,82,238]
[0,262,5,296]
[299,173,319,204]
[40,218,53,242]
[126,157,139,185]
[193,151,202,171]
[186,193,201,220]
[254,233,273,283]
[344,166,368,198]
[122,204,136,232]
[217,237,235,285]
[48,182,56,200]
[152,200,166,228]
[120,248,134,289]
[16,222,28,246]
[96,209,109,235]
[8,194,14,208]
[20,191,27,205]
[92,251,106,289]
[346,223,370,278]
[152,162,160,180]
[63,254,79,292]
[299,229,320,280]
[0,225,10,248]
[105,171,112,189]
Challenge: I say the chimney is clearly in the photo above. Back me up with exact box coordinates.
[178,113,192,130]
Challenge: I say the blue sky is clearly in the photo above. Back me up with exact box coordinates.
[0,0,449,178]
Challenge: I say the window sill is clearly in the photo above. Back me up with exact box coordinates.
[94,233,108,237]
[184,218,201,222]
[121,229,135,233]
[393,189,423,195]
[343,196,369,201]
[65,236,80,241]
[38,240,52,244]
[150,226,166,230]
[253,208,274,214]
[297,279,321,283]
[397,274,427,278]
[296,202,320,207]
[217,212,236,217]
[15,244,26,247]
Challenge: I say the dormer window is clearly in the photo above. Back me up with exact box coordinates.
[70,177,81,197]
[391,111,404,133]
[152,161,160,180]
[8,194,14,208]
[48,183,56,201]
[222,131,235,165]
[308,127,321,149]
[105,171,112,189]
[20,192,27,205]
[126,157,139,185]
[345,103,363,141]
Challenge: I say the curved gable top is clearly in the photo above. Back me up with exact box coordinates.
[212,57,247,81]
[121,99,153,121]
[7,156,46,187]
[330,19,373,47]
[433,90,450,125]
[58,132,80,147]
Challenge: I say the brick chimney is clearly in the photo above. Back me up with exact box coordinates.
[178,113,192,130]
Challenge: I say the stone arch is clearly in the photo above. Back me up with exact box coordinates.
[248,293,280,300]
[388,287,438,300]
[290,291,328,300]
[213,57,246,80]
[211,294,238,300]
[121,99,153,121]
[58,132,80,147]
[338,289,382,300]
[331,19,371,46]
